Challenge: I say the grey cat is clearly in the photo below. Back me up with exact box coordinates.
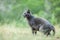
[23,9,55,36]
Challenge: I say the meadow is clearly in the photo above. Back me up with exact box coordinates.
[0,24,60,40]
[0,0,60,40]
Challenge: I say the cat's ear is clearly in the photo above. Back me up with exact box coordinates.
[27,9,30,14]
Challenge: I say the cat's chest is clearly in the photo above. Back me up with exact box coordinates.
[28,19,36,26]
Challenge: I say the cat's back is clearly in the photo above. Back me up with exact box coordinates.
[34,17,51,25]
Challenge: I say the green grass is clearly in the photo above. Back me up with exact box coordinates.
[0,24,60,40]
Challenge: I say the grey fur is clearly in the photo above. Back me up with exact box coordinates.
[23,9,55,36]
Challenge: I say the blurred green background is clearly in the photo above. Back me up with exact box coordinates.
[0,0,60,40]
[0,0,60,27]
